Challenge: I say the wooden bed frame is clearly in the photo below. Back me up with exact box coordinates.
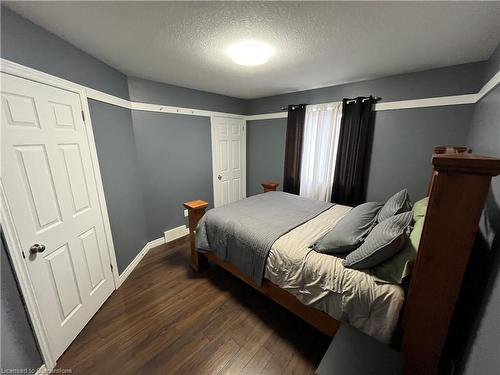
[184,149,500,374]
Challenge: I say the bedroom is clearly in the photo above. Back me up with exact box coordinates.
[1,1,499,374]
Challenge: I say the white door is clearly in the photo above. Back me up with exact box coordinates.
[1,73,114,360]
[211,116,246,207]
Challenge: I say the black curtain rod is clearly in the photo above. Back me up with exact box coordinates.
[345,96,381,104]
[281,96,381,110]
[281,104,306,111]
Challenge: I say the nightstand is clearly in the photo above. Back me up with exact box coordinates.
[261,181,279,192]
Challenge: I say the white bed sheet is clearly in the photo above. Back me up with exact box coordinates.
[264,204,405,343]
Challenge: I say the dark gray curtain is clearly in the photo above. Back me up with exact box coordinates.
[331,97,375,205]
[283,104,306,194]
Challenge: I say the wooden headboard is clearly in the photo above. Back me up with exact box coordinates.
[400,150,500,374]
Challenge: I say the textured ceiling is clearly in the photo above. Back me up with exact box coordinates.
[5,1,500,99]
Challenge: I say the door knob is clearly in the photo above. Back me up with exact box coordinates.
[29,244,46,254]
[217,175,222,180]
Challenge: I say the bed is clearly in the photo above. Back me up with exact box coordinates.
[184,150,500,374]
[195,193,403,343]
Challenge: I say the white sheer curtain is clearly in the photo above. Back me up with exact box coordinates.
[299,102,342,201]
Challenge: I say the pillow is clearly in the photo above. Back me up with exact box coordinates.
[343,211,413,269]
[311,202,383,254]
[371,216,424,284]
[412,197,429,221]
[377,189,412,222]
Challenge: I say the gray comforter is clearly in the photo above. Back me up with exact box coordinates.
[195,192,333,284]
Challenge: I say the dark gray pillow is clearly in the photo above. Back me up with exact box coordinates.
[377,189,412,222]
[311,202,383,254]
[343,211,413,269]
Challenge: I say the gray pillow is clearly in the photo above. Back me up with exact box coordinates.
[311,202,383,254]
[343,211,413,269]
[377,189,412,222]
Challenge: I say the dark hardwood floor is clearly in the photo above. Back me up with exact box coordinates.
[56,237,331,374]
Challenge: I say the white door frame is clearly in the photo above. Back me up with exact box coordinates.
[210,115,247,207]
[0,60,120,369]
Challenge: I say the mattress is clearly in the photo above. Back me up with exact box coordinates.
[264,204,405,343]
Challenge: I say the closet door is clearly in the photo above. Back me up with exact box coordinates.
[1,72,114,360]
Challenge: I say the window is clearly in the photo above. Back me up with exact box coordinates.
[299,102,342,201]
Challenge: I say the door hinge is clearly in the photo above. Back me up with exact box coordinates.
[81,111,85,122]
[110,263,114,271]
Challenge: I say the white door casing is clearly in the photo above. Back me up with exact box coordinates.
[1,72,115,361]
[211,116,246,207]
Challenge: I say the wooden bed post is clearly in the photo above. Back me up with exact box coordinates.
[427,146,469,194]
[183,200,209,272]
[401,153,500,374]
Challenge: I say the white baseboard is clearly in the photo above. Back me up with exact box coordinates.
[117,237,162,286]
[148,237,166,249]
[35,364,47,375]
[164,225,189,243]
[118,242,150,286]
[117,229,189,287]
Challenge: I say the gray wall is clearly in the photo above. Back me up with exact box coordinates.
[246,107,472,202]
[88,100,149,273]
[131,111,214,239]
[1,230,42,371]
[1,7,129,99]
[246,87,475,204]
[128,77,246,114]
[245,62,483,202]
[246,119,287,196]
[481,42,500,87]
[459,84,500,375]
[246,62,485,115]
[127,76,251,239]
[127,75,248,239]
[365,106,473,202]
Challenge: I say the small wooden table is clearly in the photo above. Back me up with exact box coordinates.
[261,181,279,193]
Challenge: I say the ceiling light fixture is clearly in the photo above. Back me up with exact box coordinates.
[227,41,273,66]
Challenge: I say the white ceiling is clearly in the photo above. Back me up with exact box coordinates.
[5,1,500,99]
